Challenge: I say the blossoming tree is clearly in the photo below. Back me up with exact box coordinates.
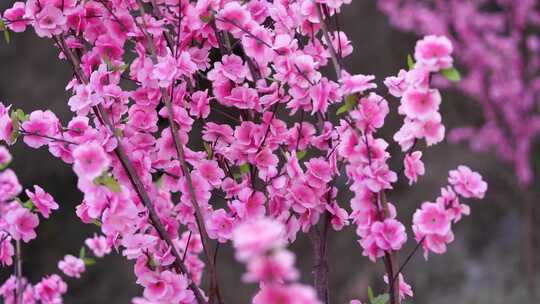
[0,0,487,303]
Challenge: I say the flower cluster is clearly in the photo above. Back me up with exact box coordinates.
[378,0,540,187]
[0,0,488,303]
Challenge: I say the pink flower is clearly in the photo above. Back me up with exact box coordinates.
[33,5,67,38]
[383,273,413,300]
[414,35,453,72]
[448,165,488,199]
[190,90,210,119]
[21,110,59,148]
[0,233,14,266]
[340,71,377,95]
[206,209,235,243]
[5,203,39,242]
[384,69,407,97]
[0,169,22,201]
[404,151,425,185]
[412,202,451,236]
[195,159,225,187]
[0,146,12,166]
[152,55,178,88]
[253,284,320,304]
[399,88,441,120]
[72,142,110,180]
[358,161,397,192]
[58,254,85,278]
[84,234,111,258]
[25,185,58,218]
[142,271,194,303]
[232,218,286,261]
[350,93,389,133]
[34,274,67,304]
[370,218,407,251]
[3,2,28,33]
[243,249,299,283]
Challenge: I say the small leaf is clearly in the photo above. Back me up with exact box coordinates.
[204,142,213,159]
[0,160,11,170]
[372,294,389,304]
[94,172,122,193]
[239,163,250,174]
[79,246,86,259]
[83,257,96,266]
[200,13,213,23]
[336,95,357,115]
[368,287,375,303]
[407,54,415,70]
[22,199,34,211]
[92,219,102,227]
[296,150,307,160]
[3,28,10,44]
[441,67,461,82]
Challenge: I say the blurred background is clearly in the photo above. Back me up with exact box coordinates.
[0,0,537,303]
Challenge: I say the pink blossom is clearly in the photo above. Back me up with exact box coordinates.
[25,185,58,218]
[84,234,111,258]
[232,218,286,261]
[58,254,85,278]
[0,169,22,201]
[3,2,28,32]
[206,209,235,243]
[0,233,14,266]
[412,202,451,236]
[414,35,453,72]
[340,71,377,95]
[21,110,59,148]
[370,218,407,251]
[33,5,67,38]
[0,146,12,166]
[142,271,194,303]
[358,161,397,192]
[384,273,413,300]
[253,284,321,304]
[404,151,425,185]
[448,165,488,199]
[399,88,441,120]
[34,274,68,304]
[152,55,178,88]
[243,249,299,283]
[72,142,110,180]
[4,203,39,242]
[350,93,389,133]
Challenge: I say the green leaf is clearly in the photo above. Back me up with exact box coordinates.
[22,199,34,211]
[83,257,96,266]
[204,142,213,159]
[239,163,250,174]
[0,20,9,44]
[92,219,102,227]
[336,95,357,115]
[441,67,461,82]
[79,246,86,259]
[296,150,307,160]
[94,173,122,193]
[372,294,389,304]
[407,54,415,70]
[368,286,375,303]
[3,28,10,44]
[200,13,213,23]
[0,159,11,170]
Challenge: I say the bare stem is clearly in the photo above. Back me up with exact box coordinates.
[15,240,22,304]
